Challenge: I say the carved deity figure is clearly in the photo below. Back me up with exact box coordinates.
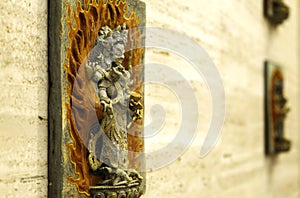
[85,24,143,186]
[272,77,290,152]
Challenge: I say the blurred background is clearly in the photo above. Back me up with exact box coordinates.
[0,0,299,197]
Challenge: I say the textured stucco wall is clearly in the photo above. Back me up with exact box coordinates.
[143,0,300,197]
[0,0,299,197]
[0,0,48,197]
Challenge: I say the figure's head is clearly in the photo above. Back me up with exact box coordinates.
[95,24,128,65]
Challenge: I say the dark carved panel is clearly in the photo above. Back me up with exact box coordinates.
[264,0,289,25]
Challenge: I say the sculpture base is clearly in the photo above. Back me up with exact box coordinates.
[90,184,144,198]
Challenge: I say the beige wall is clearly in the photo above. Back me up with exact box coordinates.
[0,0,48,197]
[0,0,299,197]
[144,0,300,197]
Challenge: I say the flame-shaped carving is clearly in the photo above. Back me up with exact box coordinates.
[64,0,144,196]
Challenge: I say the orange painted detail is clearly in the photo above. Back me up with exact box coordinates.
[64,0,144,196]
[270,69,283,144]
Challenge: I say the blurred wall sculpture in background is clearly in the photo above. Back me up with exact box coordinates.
[264,0,290,25]
[264,61,291,155]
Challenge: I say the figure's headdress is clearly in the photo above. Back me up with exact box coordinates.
[88,24,128,69]
[97,23,128,47]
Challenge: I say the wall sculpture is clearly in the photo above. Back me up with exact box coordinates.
[264,61,291,155]
[264,0,289,25]
[49,0,145,197]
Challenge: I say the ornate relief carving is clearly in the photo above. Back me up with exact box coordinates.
[64,0,145,197]
[86,24,143,187]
